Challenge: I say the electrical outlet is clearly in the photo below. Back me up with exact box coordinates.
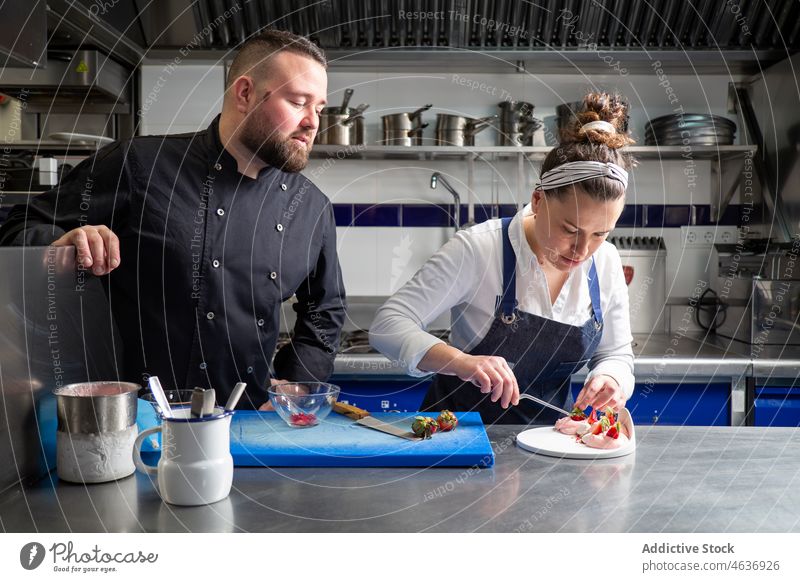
[681,226,739,248]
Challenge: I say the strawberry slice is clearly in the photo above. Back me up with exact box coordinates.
[606,421,621,439]
[587,409,598,424]
[569,405,587,421]
[604,407,616,425]
[591,422,604,435]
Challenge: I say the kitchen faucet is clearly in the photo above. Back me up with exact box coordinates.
[430,172,462,234]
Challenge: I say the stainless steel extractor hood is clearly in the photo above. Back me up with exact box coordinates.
[0,49,131,106]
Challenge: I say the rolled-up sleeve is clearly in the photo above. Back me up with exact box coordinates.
[273,202,346,383]
[586,245,635,399]
[370,231,474,377]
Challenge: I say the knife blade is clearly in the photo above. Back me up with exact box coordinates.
[356,416,420,441]
[505,361,572,417]
[517,393,572,417]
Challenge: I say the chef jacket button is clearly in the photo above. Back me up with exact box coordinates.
[276,223,284,232]
[212,259,220,268]
[206,311,215,320]
[269,271,278,280]
[216,208,225,216]
[247,366,254,374]
[280,183,287,191]
[214,163,222,171]
[257,318,264,326]
[199,362,207,370]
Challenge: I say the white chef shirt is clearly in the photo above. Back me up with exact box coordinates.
[369,203,635,398]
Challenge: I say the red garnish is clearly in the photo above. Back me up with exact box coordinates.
[587,409,597,424]
[569,406,587,421]
[606,424,619,439]
[289,412,317,426]
[591,422,604,435]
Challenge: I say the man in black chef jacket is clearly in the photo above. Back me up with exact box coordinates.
[0,29,346,409]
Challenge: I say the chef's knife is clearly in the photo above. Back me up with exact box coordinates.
[356,416,420,441]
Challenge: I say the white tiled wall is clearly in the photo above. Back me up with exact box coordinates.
[140,64,225,135]
[140,64,746,307]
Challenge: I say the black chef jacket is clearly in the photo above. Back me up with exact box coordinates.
[0,115,346,409]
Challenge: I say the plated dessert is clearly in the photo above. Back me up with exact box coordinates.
[555,406,632,449]
[516,406,635,459]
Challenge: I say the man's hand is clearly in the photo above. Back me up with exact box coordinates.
[258,378,291,411]
[574,374,626,411]
[53,225,120,275]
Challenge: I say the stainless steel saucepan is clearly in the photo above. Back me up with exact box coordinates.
[316,88,370,146]
[381,104,432,146]
[435,114,497,146]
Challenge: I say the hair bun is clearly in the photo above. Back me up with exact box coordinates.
[563,92,634,149]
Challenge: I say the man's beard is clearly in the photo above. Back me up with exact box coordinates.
[240,116,311,173]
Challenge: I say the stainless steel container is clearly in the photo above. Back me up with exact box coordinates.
[314,88,369,146]
[316,111,365,145]
[380,104,431,146]
[497,117,544,146]
[53,381,140,483]
[435,114,496,146]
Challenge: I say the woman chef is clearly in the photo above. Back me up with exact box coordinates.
[369,92,635,424]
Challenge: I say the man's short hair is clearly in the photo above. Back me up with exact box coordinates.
[226,29,327,89]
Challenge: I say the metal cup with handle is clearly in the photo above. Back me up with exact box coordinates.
[132,406,234,506]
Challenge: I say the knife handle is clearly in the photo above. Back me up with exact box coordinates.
[333,401,370,420]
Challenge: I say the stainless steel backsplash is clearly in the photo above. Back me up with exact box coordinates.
[0,246,121,493]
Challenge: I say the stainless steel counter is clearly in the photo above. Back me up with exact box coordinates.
[2,425,799,533]
[334,333,771,378]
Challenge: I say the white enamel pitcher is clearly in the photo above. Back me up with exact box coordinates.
[133,407,234,506]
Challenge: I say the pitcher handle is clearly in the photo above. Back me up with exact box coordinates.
[133,426,161,477]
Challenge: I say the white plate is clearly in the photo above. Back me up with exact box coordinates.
[516,408,636,460]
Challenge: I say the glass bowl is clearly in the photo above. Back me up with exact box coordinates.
[267,382,340,428]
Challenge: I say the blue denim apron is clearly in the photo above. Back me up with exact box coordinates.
[421,217,604,425]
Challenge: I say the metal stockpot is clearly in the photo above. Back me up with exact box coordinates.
[498,100,535,125]
[381,104,432,146]
[53,381,140,483]
[316,109,366,145]
[497,117,545,146]
[435,114,496,146]
[315,88,369,146]
[496,100,541,146]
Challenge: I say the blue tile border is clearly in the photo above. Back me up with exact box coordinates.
[331,203,746,228]
[0,202,745,231]
[332,204,353,227]
[353,204,401,227]
[402,204,455,227]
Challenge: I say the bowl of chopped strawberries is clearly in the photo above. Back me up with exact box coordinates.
[267,382,340,428]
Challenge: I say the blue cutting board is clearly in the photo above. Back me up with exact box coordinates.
[138,410,494,468]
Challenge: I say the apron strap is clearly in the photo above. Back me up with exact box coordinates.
[588,258,604,328]
[498,215,604,329]
[496,217,518,322]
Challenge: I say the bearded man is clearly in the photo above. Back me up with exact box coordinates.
[0,29,345,409]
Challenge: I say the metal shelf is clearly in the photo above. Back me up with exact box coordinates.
[1,141,108,154]
[310,144,757,162]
